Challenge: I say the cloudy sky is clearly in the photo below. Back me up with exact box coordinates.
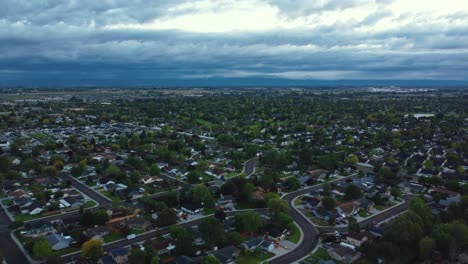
[1,0,468,86]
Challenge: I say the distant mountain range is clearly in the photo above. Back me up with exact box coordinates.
[1,77,467,88]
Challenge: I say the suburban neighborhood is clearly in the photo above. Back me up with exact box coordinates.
[0,87,467,264]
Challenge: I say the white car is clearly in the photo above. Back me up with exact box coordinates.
[126,234,136,240]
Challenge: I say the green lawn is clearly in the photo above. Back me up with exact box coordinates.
[226,172,240,178]
[375,201,398,211]
[311,217,329,226]
[237,252,275,264]
[294,197,303,206]
[307,247,332,264]
[103,231,122,243]
[83,200,97,208]
[132,227,145,235]
[2,199,13,206]
[101,191,121,203]
[289,223,301,244]
[196,119,218,129]
[15,213,45,222]
[358,210,371,218]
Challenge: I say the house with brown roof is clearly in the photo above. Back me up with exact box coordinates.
[337,201,360,218]
[345,232,368,247]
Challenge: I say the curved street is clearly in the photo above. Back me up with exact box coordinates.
[271,177,411,264]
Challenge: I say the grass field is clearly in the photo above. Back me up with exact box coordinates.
[237,252,275,264]
[103,231,122,243]
[196,119,218,129]
[306,247,333,264]
[289,223,301,243]
[294,197,303,206]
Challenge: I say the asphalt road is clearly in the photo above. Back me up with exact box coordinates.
[24,175,113,226]
[9,172,411,264]
[243,157,258,176]
[0,207,30,264]
[63,175,113,206]
[61,209,269,262]
[270,175,359,264]
[317,195,413,233]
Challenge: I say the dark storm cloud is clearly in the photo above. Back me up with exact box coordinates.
[0,0,467,85]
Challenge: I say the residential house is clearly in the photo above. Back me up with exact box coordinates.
[181,203,204,215]
[109,247,130,264]
[356,198,374,212]
[313,207,336,221]
[217,195,236,208]
[355,163,374,175]
[23,221,54,236]
[345,232,368,247]
[337,202,360,218]
[261,223,289,241]
[175,255,203,264]
[429,187,462,210]
[82,226,110,241]
[298,175,315,186]
[22,202,44,215]
[303,196,320,209]
[46,234,70,250]
[212,245,239,264]
[243,236,275,252]
[60,196,84,208]
[99,254,116,264]
[309,169,328,181]
[327,244,361,263]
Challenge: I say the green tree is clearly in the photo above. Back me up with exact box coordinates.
[419,236,435,260]
[94,209,110,226]
[128,248,146,264]
[149,164,161,176]
[81,239,104,260]
[268,198,289,220]
[234,211,263,236]
[286,177,300,190]
[150,255,160,264]
[226,231,243,246]
[202,255,220,264]
[345,154,359,164]
[344,185,363,200]
[175,230,195,256]
[45,253,63,264]
[105,165,122,178]
[191,185,215,210]
[423,160,433,169]
[260,173,273,189]
[187,171,202,184]
[410,197,434,232]
[347,216,360,233]
[32,237,52,260]
[390,187,402,199]
[42,166,58,177]
[199,217,225,247]
[322,196,336,210]
[158,208,178,227]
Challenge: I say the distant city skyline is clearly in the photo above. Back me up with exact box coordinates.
[1,0,468,86]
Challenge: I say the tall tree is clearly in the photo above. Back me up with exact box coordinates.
[419,236,435,260]
[175,230,195,256]
[199,217,225,247]
[202,255,220,264]
[234,211,263,236]
[32,237,52,260]
[81,239,104,261]
[128,248,146,264]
